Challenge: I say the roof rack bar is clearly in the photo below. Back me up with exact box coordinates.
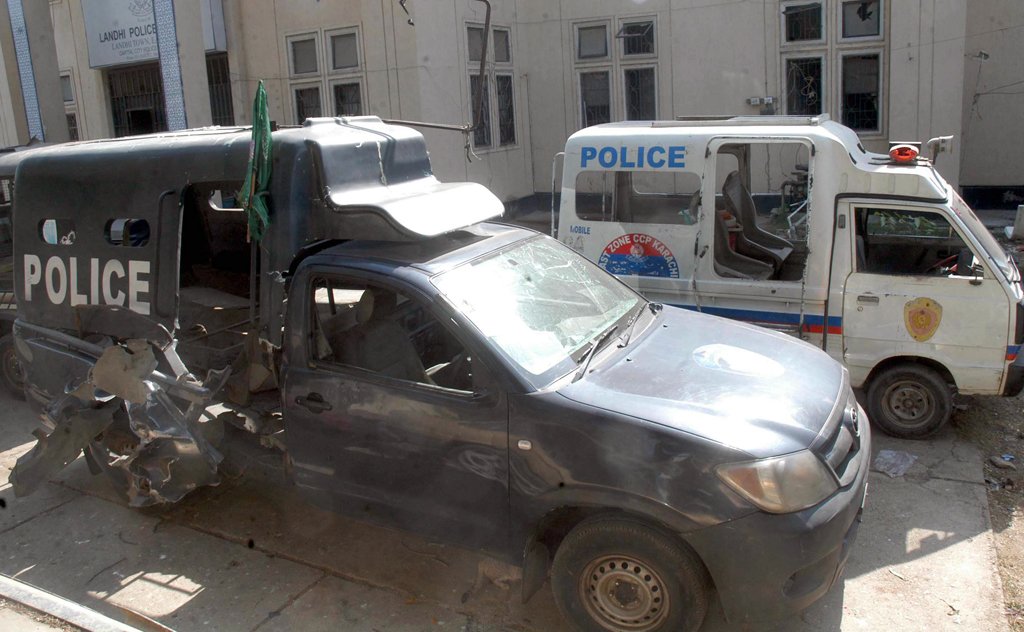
[649,114,831,127]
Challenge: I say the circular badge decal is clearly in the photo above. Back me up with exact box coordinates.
[904,297,942,342]
[598,233,680,278]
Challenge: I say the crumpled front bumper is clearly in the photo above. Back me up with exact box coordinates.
[684,418,871,624]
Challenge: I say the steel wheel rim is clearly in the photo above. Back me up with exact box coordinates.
[579,555,670,631]
[881,379,934,429]
[2,345,23,391]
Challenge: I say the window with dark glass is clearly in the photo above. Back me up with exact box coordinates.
[467,26,485,63]
[294,86,322,121]
[496,75,516,146]
[66,113,78,141]
[842,1,881,38]
[470,75,491,147]
[333,82,362,116]
[783,3,823,43]
[330,32,359,70]
[291,37,318,75]
[619,21,654,56]
[578,25,608,59]
[841,53,880,131]
[580,71,611,126]
[624,68,656,120]
[493,28,511,63]
[60,75,74,103]
[785,57,823,115]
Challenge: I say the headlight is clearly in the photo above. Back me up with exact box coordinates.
[716,450,838,514]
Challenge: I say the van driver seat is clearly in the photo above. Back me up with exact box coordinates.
[336,289,430,383]
[723,171,794,268]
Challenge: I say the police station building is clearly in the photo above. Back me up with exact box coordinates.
[0,0,1021,208]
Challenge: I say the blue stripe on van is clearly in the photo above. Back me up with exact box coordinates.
[670,304,843,334]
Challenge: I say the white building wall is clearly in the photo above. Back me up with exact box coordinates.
[888,0,966,187]
[21,1,1022,198]
[222,0,533,202]
[960,0,1024,188]
[520,0,970,191]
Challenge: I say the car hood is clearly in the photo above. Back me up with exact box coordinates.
[557,307,846,459]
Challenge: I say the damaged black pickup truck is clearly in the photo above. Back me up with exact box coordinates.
[2,117,869,632]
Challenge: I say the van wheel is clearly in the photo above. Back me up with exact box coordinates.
[866,364,951,439]
[0,334,25,400]
[551,516,710,632]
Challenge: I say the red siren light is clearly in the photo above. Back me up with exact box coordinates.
[889,144,919,164]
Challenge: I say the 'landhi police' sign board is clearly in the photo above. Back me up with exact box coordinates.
[82,0,227,68]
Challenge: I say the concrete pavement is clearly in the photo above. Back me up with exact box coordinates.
[0,391,1009,631]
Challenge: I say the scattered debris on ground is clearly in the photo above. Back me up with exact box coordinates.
[873,449,919,478]
[0,597,83,632]
[955,391,1024,631]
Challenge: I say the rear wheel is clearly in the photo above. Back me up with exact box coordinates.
[866,363,951,439]
[0,334,25,400]
[551,516,710,632]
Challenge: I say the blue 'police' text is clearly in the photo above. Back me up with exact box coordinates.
[580,145,686,169]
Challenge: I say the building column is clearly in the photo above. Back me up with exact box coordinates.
[3,0,67,143]
[153,0,211,130]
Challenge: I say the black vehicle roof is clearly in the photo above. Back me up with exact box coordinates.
[11,117,503,337]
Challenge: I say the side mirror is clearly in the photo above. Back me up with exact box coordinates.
[955,248,974,274]
[956,248,983,285]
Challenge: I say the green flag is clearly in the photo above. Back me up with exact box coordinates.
[240,80,272,241]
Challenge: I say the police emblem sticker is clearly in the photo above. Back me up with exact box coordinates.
[904,297,942,342]
[598,233,680,278]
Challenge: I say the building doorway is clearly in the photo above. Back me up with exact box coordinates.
[108,63,166,137]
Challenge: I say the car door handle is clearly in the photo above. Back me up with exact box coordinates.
[857,294,879,305]
[296,392,332,413]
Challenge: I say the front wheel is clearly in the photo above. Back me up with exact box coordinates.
[551,516,710,632]
[0,334,25,400]
[866,363,952,439]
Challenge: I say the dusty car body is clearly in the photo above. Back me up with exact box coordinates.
[6,118,869,631]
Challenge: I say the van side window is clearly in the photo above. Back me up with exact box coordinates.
[309,277,480,393]
[575,170,700,225]
[104,218,150,247]
[854,207,974,276]
[39,219,76,245]
[711,142,806,282]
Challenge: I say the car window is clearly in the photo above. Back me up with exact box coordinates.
[309,276,482,393]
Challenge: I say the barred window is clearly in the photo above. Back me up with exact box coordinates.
[333,82,362,117]
[624,68,656,120]
[580,71,611,127]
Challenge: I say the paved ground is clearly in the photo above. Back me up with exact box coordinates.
[0,389,1009,632]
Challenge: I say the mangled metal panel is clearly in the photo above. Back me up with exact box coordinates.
[11,320,230,507]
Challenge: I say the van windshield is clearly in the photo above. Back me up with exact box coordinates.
[433,236,642,387]
[950,188,1014,280]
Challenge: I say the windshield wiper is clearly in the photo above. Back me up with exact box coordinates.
[572,324,619,383]
[618,302,662,349]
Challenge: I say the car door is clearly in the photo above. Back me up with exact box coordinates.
[282,270,511,551]
[842,203,1010,392]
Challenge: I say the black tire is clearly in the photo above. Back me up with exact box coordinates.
[866,363,951,439]
[551,516,710,632]
[0,334,25,400]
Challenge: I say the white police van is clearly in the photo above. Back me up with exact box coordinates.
[556,115,1024,438]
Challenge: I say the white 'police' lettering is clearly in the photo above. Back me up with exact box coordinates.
[23,254,151,315]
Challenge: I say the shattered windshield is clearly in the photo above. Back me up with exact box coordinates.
[432,236,642,387]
